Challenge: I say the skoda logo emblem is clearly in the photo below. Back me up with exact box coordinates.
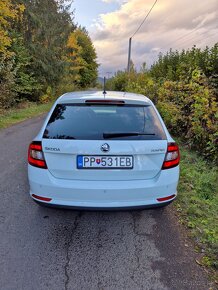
[101,143,110,152]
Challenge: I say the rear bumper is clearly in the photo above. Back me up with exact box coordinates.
[34,199,174,210]
[28,165,179,208]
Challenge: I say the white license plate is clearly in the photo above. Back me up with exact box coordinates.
[77,155,133,169]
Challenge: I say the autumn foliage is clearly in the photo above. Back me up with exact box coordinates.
[106,44,218,162]
[0,0,98,109]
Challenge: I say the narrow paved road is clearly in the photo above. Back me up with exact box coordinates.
[0,115,210,290]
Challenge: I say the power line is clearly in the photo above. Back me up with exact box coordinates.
[159,26,202,51]
[130,0,158,38]
[127,0,158,72]
[177,30,217,48]
[160,29,217,52]
[162,26,200,46]
[150,33,218,66]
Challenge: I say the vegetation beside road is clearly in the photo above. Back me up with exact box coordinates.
[0,0,98,110]
[106,44,218,163]
[177,144,218,278]
[0,101,52,130]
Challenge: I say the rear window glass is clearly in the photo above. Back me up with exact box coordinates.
[43,104,166,140]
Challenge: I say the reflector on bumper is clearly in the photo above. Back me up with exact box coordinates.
[157,194,176,202]
[32,194,52,202]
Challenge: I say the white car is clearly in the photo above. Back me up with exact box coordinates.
[28,91,180,209]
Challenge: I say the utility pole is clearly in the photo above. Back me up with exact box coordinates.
[126,0,158,73]
[127,37,132,73]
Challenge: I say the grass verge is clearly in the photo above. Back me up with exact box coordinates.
[0,101,53,130]
[176,144,218,280]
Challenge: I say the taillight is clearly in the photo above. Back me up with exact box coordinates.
[162,142,180,170]
[28,141,47,169]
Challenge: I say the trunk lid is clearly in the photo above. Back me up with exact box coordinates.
[42,139,167,181]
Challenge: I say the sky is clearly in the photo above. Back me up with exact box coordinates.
[72,0,218,77]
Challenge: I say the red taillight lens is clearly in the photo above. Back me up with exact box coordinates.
[162,142,180,170]
[28,141,47,169]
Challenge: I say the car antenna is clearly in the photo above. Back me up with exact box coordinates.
[103,76,107,98]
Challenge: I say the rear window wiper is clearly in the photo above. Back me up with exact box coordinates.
[44,135,77,140]
[103,132,156,139]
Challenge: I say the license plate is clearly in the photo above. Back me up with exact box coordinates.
[77,155,133,169]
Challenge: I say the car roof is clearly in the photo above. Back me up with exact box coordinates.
[57,91,152,105]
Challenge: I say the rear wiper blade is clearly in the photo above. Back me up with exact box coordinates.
[103,132,155,139]
[52,135,76,139]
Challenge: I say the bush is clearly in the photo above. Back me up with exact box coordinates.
[107,44,218,163]
[39,86,53,104]
[156,69,218,161]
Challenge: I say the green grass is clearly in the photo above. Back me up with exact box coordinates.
[0,101,53,130]
[176,144,218,276]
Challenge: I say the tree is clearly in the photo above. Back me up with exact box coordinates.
[10,32,40,100]
[0,0,99,108]
[73,28,98,88]
[21,0,75,96]
[0,0,25,108]
[0,0,24,55]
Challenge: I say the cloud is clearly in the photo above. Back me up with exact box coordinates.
[90,0,218,76]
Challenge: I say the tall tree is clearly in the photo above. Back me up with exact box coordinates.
[21,0,75,96]
[0,0,99,108]
[73,28,98,88]
[0,0,26,108]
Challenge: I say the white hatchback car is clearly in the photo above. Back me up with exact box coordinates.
[28,91,180,209]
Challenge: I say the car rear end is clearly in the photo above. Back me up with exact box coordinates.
[28,92,180,209]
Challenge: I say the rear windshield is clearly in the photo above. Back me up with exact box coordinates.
[43,104,166,140]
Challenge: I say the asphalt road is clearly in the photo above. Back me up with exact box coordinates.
[0,115,210,290]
